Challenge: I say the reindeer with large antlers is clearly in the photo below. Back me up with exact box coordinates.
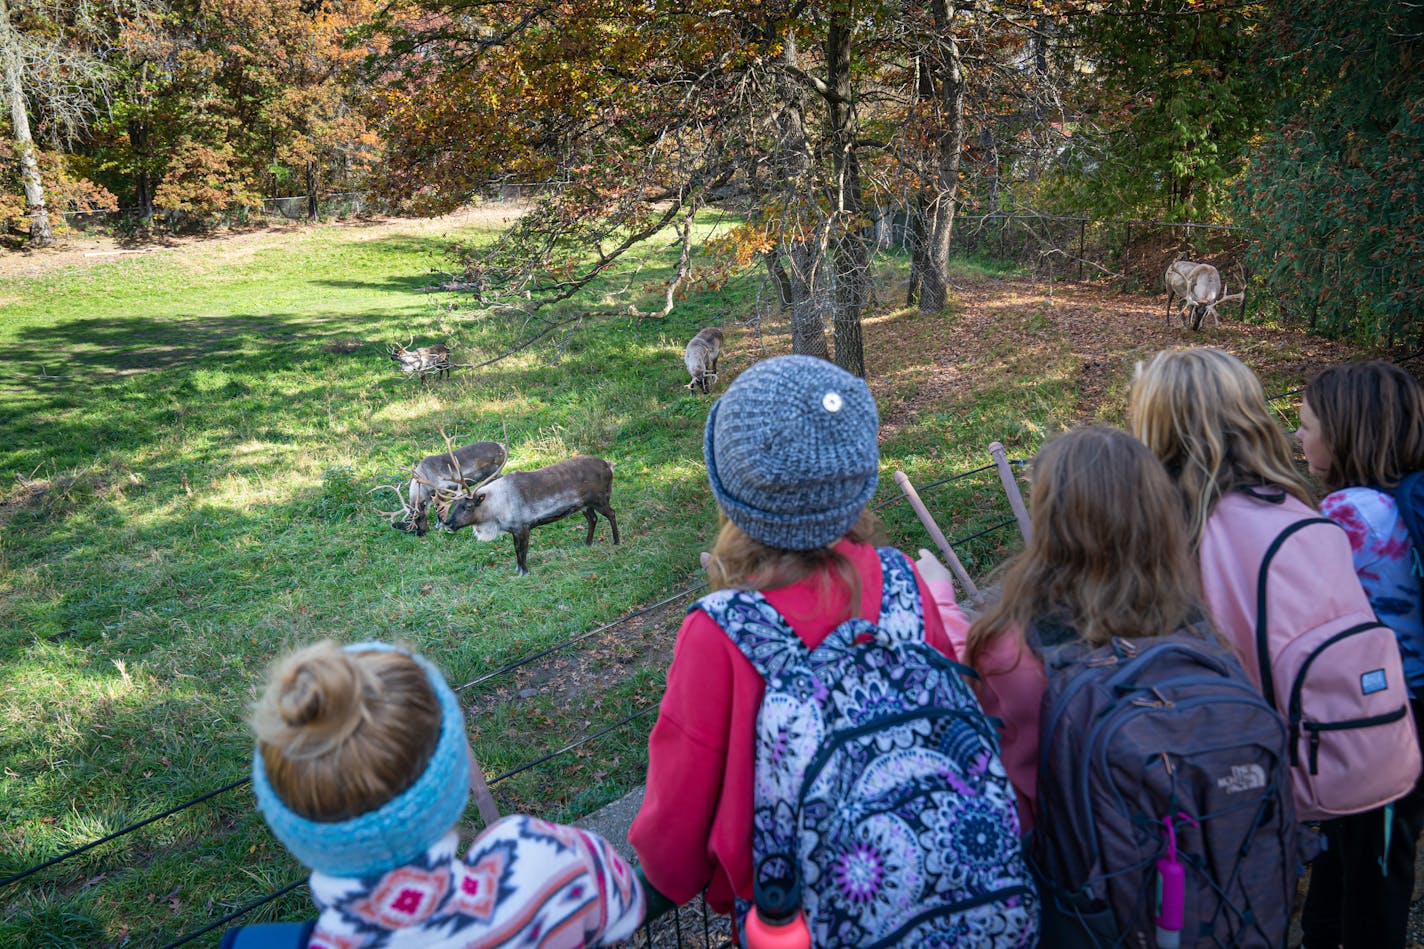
[388,336,452,380]
[1165,261,1245,330]
[373,434,507,535]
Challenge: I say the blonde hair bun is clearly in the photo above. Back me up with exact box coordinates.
[256,641,374,759]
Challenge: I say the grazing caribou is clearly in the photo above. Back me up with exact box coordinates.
[442,456,618,575]
[683,327,724,394]
[378,441,507,535]
[1165,261,1244,330]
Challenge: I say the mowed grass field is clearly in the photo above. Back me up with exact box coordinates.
[0,209,1361,947]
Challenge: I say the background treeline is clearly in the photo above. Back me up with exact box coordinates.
[3,0,1421,347]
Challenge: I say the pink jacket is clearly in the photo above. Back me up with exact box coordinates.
[927,580,1046,834]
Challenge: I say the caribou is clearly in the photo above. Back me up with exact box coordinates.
[683,327,724,394]
[388,338,452,379]
[374,437,507,535]
[1165,261,1244,330]
[442,455,618,576]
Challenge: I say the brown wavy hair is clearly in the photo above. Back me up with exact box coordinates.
[967,427,1202,666]
[252,640,442,821]
[1128,348,1312,546]
[705,510,885,620]
[1305,361,1424,492]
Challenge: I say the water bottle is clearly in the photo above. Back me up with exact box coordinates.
[744,902,811,949]
[1154,815,1185,949]
[745,854,810,949]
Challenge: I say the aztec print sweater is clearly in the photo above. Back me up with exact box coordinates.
[303,815,644,949]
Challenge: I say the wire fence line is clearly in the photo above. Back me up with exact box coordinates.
[3,369,1356,927]
[150,512,1028,946]
[55,191,374,232]
[2,454,1023,911]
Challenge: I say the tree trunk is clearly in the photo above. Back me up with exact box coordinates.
[826,16,867,377]
[764,248,794,312]
[787,239,830,361]
[917,2,965,314]
[306,162,318,220]
[774,30,830,361]
[2,0,53,246]
[130,118,153,223]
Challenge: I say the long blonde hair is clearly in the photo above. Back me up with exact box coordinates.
[706,510,884,618]
[252,640,442,821]
[1128,348,1312,545]
[1305,361,1424,492]
[967,427,1202,665]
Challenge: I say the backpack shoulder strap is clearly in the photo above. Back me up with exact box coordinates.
[873,546,927,645]
[218,922,316,949]
[1255,515,1340,708]
[694,588,810,683]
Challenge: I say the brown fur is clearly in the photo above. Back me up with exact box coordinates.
[684,327,724,394]
[443,456,619,575]
[390,343,452,379]
[397,441,507,535]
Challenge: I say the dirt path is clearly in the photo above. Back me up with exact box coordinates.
[0,205,527,280]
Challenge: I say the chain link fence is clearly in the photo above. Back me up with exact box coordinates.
[55,191,374,236]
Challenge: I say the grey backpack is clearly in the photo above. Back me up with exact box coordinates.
[1034,626,1308,948]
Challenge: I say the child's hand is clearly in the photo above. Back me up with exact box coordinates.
[699,551,712,570]
[915,548,953,586]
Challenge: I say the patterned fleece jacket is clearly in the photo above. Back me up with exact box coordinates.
[1321,486,1424,695]
[304,815,644,949]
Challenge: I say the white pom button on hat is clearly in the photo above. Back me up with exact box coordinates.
[822,391,843,412]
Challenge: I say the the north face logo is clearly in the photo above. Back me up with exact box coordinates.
[1217,764,1267,794]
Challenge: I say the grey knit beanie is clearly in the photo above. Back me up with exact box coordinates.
[704,354,879,550]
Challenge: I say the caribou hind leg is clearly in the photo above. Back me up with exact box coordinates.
[597,502,620,545]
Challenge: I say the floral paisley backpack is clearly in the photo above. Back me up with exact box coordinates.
[694,547,1038,948]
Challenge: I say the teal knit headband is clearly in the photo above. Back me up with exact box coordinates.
[252,642,471,878]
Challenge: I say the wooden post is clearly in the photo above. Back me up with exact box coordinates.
[893,470,978,598]
[468,747,501,828]
[1077,219,1086,280]
[989,441,1031,543]
[1123,223,1133,290]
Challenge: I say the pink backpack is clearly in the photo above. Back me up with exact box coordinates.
[1199,488,1421,820]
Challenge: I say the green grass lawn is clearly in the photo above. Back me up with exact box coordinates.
[0,213,1158,946]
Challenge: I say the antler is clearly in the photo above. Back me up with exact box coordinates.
[439,428,467,489]
[368,483,414,526]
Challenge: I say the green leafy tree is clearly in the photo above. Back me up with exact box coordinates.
[1238,0,1424,346]
[1039,1,1273,222]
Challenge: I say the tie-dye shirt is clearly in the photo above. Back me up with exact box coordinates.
[1320,486,1424,695]
[305,815,644,949]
